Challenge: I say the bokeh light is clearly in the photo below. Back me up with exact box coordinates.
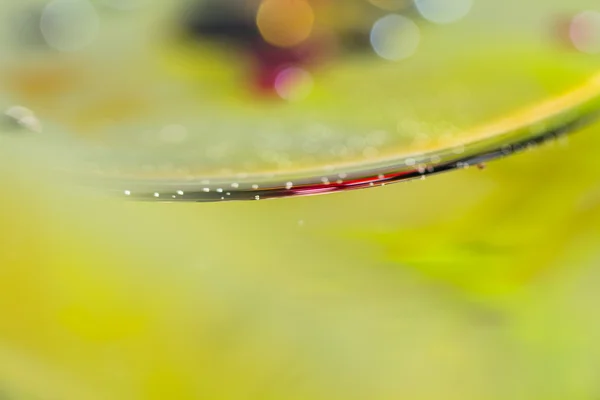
[274,66,314,101]
[370,14,421,61]
[414,0,473,24]
[570,10,600,54]
[40,0,99,52]
[256,0,315,48]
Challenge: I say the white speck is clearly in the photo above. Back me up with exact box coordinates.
[255,195,261,200]
[336,179,344,184]
[216,188,223,193]
[203,188,210,193]
[172,195,176,199]
[41,0,100,52]
[378,174,385,179]
[415,0,473,24]
[370,14,421,61]
[339,172,348,179]
[286,182,294,189]
[124,190,131,196]
[5,106,34,121]
[226,192,231,196]
[321,177,330,184]
[154,192,160,198]
[177,190,184,195]
[221,197,225,200]
[231,183,239,188]
[369,182,375,187]
[252,184,259,190]
[5,106,43,133]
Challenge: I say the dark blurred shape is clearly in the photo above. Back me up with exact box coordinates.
[182,0,259,45]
